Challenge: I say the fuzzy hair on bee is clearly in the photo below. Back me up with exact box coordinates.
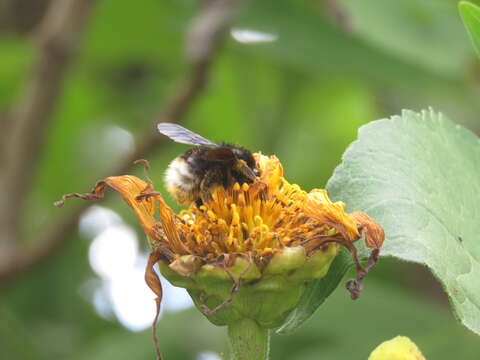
[158,123,259,206]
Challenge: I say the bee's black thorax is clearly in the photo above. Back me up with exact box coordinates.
[166,143,258,205]
[180,144,255,184]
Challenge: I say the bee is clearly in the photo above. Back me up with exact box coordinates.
[158,123,259,206]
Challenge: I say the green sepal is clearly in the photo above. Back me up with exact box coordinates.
[289,244,338,281]
[264,246,306,275]
[229,256,262,281]
[160,245,338,329]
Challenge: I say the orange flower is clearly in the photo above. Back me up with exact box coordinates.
[56,153,385,358]
[56,153,383,292]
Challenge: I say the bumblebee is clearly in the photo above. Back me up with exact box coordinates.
[158,123,259,206]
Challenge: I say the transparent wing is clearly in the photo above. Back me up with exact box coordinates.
[157,123,218,147]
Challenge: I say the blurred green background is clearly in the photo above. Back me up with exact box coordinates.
[1,0,480,359]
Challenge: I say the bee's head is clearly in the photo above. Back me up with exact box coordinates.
[229,145,259,180]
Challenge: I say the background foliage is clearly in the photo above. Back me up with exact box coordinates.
[1,0,479,359]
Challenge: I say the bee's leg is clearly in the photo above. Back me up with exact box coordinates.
[200,167,223,204]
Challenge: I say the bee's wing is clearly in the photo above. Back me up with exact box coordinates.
[202,147,236,162]
[157,123,218,147]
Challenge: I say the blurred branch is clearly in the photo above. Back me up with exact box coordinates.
[0,0,50,33]
[0,0,242,284]
[0,0,95,280]
[318,0,354,33]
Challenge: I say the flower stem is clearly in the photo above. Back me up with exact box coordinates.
[228,318,270,360]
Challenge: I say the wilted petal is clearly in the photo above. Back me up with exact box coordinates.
[304,189,360,240]
[169,255,202,276]
[101,176,159,238]
[351,211,385,249]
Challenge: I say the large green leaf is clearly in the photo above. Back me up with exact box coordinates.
[324,109,480,335]
[459,1,480,58]
[279,109,480,335]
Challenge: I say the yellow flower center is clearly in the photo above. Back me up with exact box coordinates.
[158,154,339,260]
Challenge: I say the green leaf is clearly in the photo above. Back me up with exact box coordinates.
[235,0,451,87]
[459,1,480,57]
[272,278,480,360]
[326,109,480,335]
[338,0,472,76]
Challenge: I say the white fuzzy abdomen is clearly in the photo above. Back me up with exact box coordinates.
[164,157,198,203]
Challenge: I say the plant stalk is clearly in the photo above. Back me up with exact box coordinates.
[228,318,270,360]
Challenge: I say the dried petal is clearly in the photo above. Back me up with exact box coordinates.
[169,255,202,276]
[145,250,163,360]
[351,211,385,249]
[103,176,158,237]
[145,250,163,300]
[304,189,360,240]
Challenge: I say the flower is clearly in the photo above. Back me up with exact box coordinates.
[56,153,384,358]
[368,336,426,360]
